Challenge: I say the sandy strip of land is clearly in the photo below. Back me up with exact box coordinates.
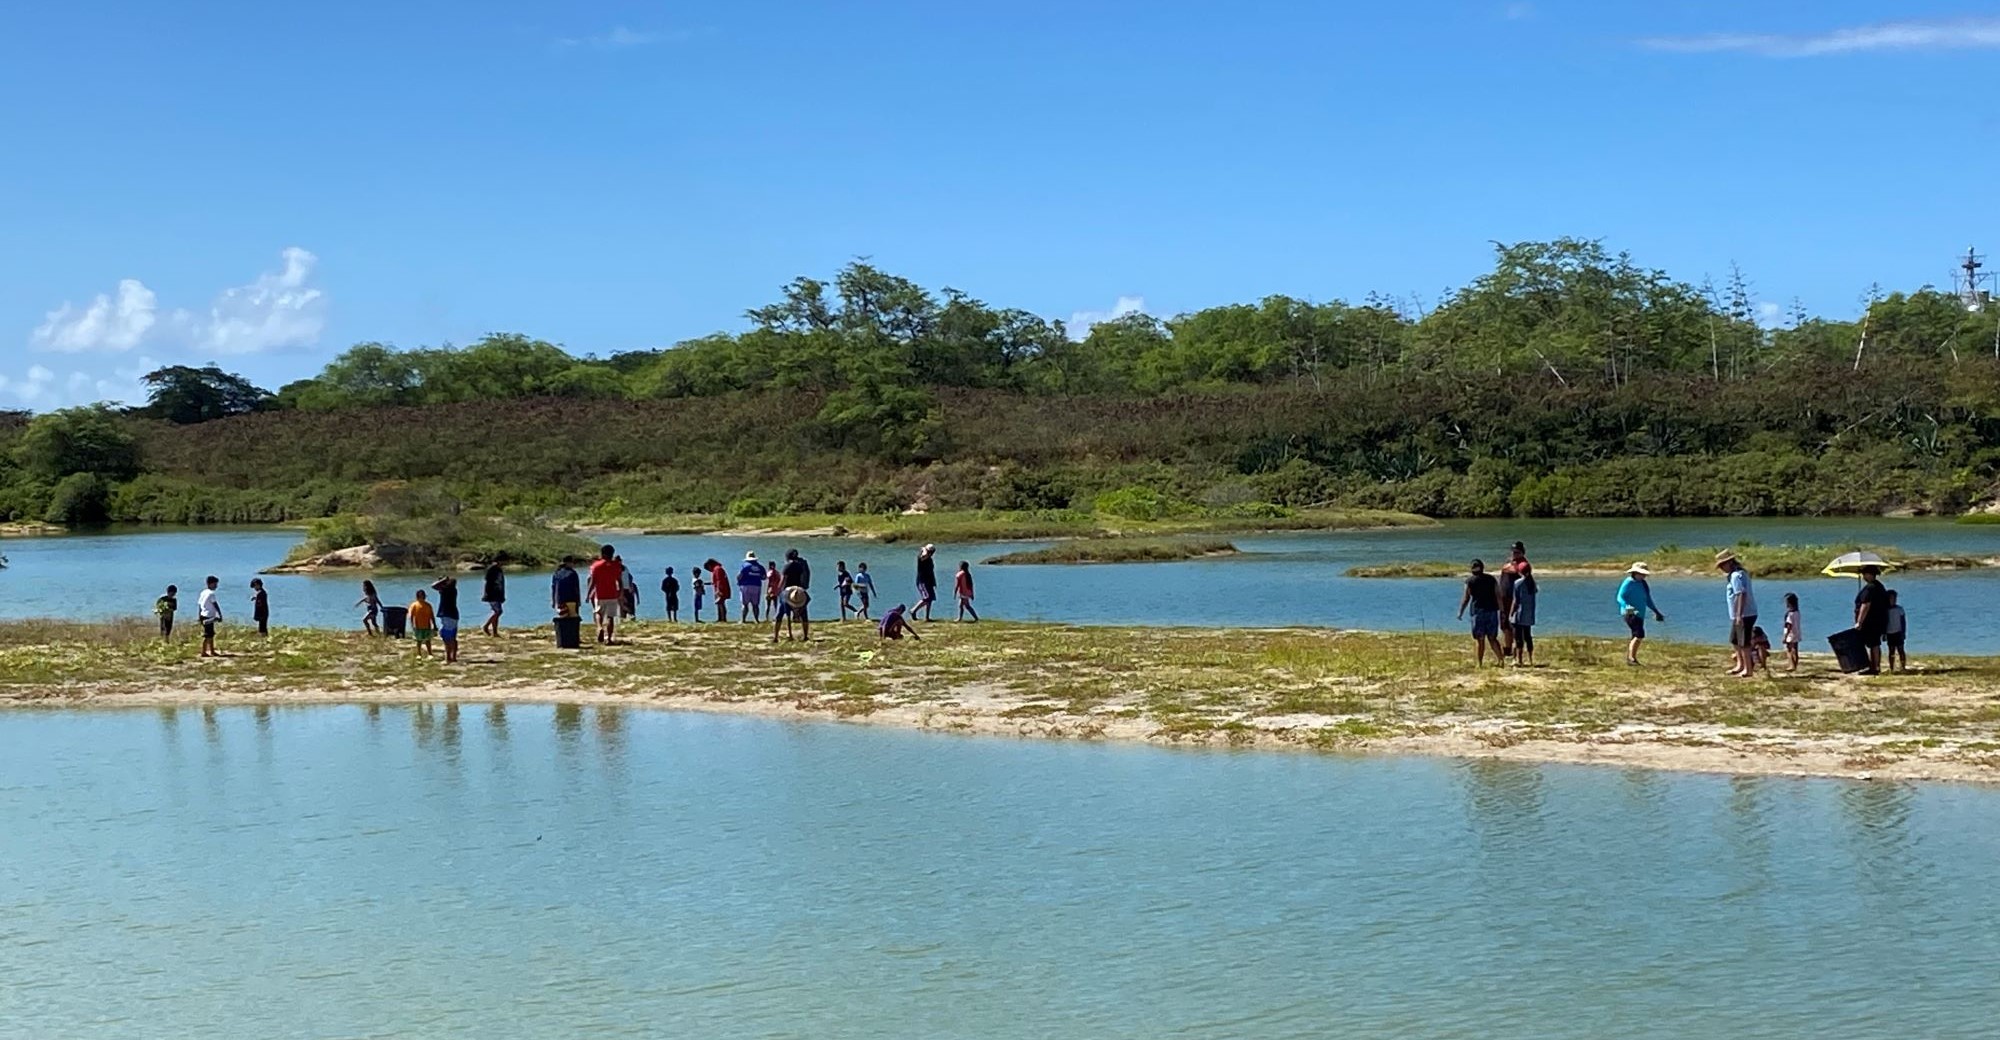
[31,673,2000,786]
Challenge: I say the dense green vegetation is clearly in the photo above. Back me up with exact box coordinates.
[5,238,2000,528]
[982,538,1240,566]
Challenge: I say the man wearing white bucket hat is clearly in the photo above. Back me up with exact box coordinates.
[1615,562,1666,666]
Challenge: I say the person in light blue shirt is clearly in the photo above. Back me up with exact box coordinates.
[1616,563,1667,666]
[1717,550,1758,679]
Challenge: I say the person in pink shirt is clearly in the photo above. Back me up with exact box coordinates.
[954,561,979,622]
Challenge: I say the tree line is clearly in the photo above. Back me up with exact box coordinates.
[5,238,2000,525]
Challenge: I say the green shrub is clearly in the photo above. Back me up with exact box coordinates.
[727,496,779,519]
[1092,485,1174,521]
[848,482,908,515]
[43,472,110,524]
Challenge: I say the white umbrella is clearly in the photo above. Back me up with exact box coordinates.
[1822,551,1898,578]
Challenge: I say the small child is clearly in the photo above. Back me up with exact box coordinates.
[249,578,270,638]
[1884,590,1907,673]
[1780,592,1802,672]
[662,567,680,622]
[854,562,876,620]
[155,584,178,641]
[836,561,855,621]
[692,570,706,623]
[408,590,436,657]
[954,561,979,622]
[357,580,382,636]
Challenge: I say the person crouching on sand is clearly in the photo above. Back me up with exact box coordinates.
[879,604,920,641]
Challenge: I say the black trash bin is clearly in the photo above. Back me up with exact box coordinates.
[553,614,583,649]
[380,605,408,639]
[1827,627,1872,673]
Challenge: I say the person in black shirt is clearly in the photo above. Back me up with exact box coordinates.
[551,558,582,618]
[773,548,812,642]
[431,575,461,664]
[1455,559,1504,667]
[1852,565,1890,675]
[661,567,681,621]
[249,578,270,637]
[481,563,506,637]
[914,544,939,622]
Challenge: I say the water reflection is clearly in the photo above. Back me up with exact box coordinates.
[440,703,462,758]
[1716,776,1773,903]
[553,703,583,741]
[485,704,509,743]
[1458,759,1547,849]
[1839,781,1925,895]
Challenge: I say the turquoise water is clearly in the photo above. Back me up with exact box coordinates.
[4,517,1998,650]
[3,706,1997,1038]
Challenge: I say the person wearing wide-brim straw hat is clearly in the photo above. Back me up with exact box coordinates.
[1715,549,1758,679]
[1615,562,1666,666]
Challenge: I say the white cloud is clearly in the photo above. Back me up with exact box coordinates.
[1067,295,1147,340]
[1756,302,1783,327]
[27,248,326,358]
[1641,16,2000,57]
[558,26,674,48]
[0,365,58,407]
[186,247,327,355]
[31,279,158,352]
[1504,3,1535,21]
[0,355,157,410]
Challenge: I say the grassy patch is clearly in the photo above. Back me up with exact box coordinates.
[8,618,2000,769]
[983,537,1238,566]
[1351,541,1992,579]
[603,507,1431,543]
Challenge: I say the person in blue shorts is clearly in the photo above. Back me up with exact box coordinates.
[1456,559,1504,667]
[431,575,461,664]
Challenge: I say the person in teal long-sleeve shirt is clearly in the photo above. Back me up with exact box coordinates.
[1616,563,1667,666]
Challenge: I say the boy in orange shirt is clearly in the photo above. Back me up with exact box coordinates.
[408,589,437,658]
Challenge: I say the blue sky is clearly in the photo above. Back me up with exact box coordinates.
[3,1,1998,408]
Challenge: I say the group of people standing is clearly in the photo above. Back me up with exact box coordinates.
[154,575,269,659]
[154,541,979,660]
[1455,541,1538,667]
[1711,550,1907,678]
[1455,542,1912,676]
[367,541,975,658]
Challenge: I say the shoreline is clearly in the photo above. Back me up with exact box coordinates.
[37,680,2000,786]
[5,619,1999,785]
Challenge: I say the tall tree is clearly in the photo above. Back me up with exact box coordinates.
[140,365,273,424]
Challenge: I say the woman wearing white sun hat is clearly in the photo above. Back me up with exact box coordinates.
[1616,562,1666,666]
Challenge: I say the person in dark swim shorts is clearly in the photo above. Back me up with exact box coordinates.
[1456,559,1504,667]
